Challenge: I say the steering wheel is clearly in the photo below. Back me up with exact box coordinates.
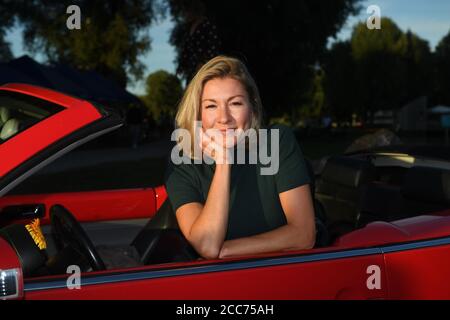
[50,204,106,271]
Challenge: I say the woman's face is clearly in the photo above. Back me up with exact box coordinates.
[200,77,252,136]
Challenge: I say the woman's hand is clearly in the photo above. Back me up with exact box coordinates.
[199,129,236,165]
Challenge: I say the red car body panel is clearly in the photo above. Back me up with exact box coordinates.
[0,83,102,177]
[13,191,448,300]
[24,250,387,300]
[154,185,168,210]
[0,188,157,225]
[385,244,450,299]
[334,210,450,249]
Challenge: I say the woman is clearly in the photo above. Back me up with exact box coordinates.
[165,56,315,259]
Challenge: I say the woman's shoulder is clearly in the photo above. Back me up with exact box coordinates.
[166,156,205,173]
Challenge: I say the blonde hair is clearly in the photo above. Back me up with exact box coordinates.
[175,55,263,158]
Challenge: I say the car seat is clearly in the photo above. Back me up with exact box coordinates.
[304,158,330,248]
[316,156,377,241]
[0,118,20,140]
[131,199,200,265]
[357,166,450,228]
[0,106,10,127]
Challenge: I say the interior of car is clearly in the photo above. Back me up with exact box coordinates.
[0,106,21,141]
[316,154,450,242]
[0,198,200,277]
[0,92,62,144]
[1,152,449,278]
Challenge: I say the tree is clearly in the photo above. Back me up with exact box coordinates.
[0,0,16,62]
[323,41,357,121]
[12,0,164,87]
[351,18,407,121]
[350,17,432,122]
[298,68,325,120]
[435,29,450,105]
[143,70,183,122]
[400,30,433,101]
[323,18,433,124]
[168,0,362,120]
[0,37,13,62]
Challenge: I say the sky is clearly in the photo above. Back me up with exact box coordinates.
[5,0,450,96]
[334,0,450,46]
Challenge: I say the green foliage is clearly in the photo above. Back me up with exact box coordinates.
[272,70,325,127]
[436,30,450,57]
[268,115,294,127]
[323,41,356,121]
[351,18,405,59]
[299,69,325,119]
[0,37,13,62]
[169,0,362,120]
[12,0,164,87]
[142,70,183,121]
[351,18,407,116]
[435,29,450,105]
[324,17,432,122]
[0,0,16,62]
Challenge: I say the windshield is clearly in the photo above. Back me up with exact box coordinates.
[0,91,64,144]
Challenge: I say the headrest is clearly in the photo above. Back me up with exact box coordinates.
[0,106,10,126]
[402,166,450,205]
[0,118,20,140]
[321,156,376,188]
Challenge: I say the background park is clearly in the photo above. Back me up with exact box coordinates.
[1,0,450,193]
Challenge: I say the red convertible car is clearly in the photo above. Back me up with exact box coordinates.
[0,83,450,300]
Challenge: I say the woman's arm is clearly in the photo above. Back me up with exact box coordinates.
[176,164,230,259]
[218,184,316,258]
[175,131,233,259]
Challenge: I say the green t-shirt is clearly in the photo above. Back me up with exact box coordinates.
[164,124,311,240]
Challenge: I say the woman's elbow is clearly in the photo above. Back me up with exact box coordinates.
[189,236,221,259]
[291,223,316,250]
[186,227,222,259]
[303,223,316,249]
[293,235,315,250]
[303,235,316,249]
[197,244,221,259]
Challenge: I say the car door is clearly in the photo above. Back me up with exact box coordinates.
[0,83,122,198]
[23,245,387,300]
[383,237,450,299]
